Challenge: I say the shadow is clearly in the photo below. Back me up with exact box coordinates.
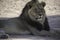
[47,15,60,29]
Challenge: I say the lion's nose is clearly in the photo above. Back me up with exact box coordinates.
[38,16,41,18]
[36,16,41,19]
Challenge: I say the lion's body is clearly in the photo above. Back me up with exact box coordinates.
[0,0,50,38]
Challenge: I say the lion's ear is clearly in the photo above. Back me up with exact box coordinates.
[40,1,46,7]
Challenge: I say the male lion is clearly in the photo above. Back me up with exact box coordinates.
[0,0,50,39]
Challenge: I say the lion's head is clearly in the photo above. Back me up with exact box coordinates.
[28,2,46,24]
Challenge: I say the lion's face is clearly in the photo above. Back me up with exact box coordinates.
[28,2,46,24]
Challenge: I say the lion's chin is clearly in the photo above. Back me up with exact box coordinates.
[36,18,44,24]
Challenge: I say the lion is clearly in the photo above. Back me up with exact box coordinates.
[0,0,50,39]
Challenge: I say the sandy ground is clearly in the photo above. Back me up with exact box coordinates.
[0,0,60,40]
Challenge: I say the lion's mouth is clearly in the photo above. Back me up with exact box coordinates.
[35,15,45,24]
[36,15,43,20]
[37,18,42,21]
